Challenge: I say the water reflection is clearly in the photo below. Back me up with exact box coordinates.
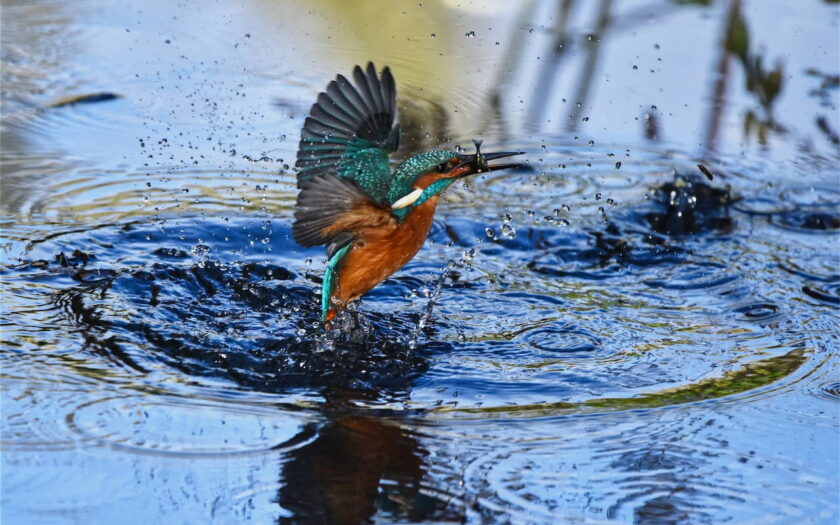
[278,389,463,523]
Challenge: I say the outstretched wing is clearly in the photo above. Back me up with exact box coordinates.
[295,62,400,204]
[293,173,396,258]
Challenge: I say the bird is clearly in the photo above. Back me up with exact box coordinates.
[292,62,523,323]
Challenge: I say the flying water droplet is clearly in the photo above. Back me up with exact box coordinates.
[501,223,516,239]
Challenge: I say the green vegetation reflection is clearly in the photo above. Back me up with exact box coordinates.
[434,348,807,417]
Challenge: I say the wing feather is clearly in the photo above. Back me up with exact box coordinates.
[293,174,396,257]
[295,62,400,202]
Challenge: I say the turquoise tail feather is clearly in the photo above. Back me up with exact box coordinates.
[321,243,352,320]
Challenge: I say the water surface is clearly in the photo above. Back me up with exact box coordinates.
[2,0,838,523]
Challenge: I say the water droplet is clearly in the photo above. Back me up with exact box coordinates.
[501,213,512,223]
[485,227,496,239]
[615,161,622,169]
[561,204,571,212]
[588,140,595,146]
[465,30,475,38]
[632,65,638,70]
[430,33,436,38]
[501,223,516,239]
[595,192,602,200]
[557,218,570,226]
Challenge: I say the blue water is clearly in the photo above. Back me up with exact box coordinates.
[2,0,838,523]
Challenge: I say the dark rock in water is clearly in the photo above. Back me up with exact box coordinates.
[646,172,735,236]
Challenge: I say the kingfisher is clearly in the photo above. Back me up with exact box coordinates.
[292,62,523,323]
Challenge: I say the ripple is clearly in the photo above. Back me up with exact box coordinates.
[779,255,840,282]
[66,395,314,457]
[459,412,835,523]
[643,261,739,290]
[779,185,840,207]
[481,169,590,205]
[802,283,840,304]
[771,208,840,233]
[518,323,601,357]
[733,302,782,322]
[732,196,792,216]
[425,348,809,419]
[593,169,645,190]
[815,381,840,401]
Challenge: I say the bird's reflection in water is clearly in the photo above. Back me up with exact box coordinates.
[277,389,463,524]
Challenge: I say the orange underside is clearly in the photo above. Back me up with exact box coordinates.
[325,196,439,320]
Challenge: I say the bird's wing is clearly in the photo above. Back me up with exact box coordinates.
[295,62,400,204]
[292,173,396,258]
[293,173,397,320]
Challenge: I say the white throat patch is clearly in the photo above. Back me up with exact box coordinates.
[391,188,424,210]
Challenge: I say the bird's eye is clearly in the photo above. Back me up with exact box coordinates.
[436,162,449,173]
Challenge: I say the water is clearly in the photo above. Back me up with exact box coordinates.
[2,0,838,523]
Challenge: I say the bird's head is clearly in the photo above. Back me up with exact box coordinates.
[388,141,524,218]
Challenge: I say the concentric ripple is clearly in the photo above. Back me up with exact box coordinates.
[66,395,314,457]
[457,409,837,524]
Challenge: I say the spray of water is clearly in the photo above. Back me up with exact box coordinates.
[409,259,457,350]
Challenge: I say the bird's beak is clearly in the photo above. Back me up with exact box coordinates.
[457,150,526,175]
[455,139,526,176]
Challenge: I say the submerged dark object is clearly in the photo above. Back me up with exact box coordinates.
[291,62,524,322]
[646,169,736,236]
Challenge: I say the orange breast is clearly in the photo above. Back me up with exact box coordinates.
[327,196,439,319]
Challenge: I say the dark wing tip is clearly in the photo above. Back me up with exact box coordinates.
[295,63,399,181]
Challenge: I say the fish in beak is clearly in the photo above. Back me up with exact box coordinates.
[455,139,526,175]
